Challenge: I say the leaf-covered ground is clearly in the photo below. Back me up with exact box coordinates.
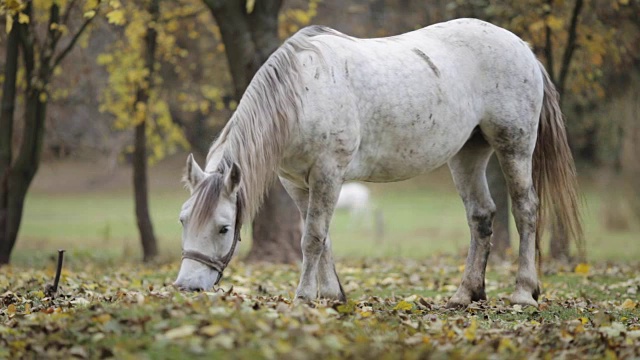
[1,256,639,359]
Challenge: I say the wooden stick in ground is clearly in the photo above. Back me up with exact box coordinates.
[46,249,65,297]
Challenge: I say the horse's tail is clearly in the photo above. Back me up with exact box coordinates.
[532,61,585,266]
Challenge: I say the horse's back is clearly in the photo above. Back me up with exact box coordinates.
[283,19,544,184]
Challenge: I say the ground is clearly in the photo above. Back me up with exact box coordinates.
[1,157,640,358]
[1,258,639,359]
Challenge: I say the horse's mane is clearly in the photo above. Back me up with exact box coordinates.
[204,26,347,220]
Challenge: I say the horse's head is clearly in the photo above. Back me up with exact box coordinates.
[174,154,243,291]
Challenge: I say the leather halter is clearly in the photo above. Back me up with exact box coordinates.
[181,196,242,286]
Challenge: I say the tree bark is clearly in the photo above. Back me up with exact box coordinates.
[134,0,160,262]
[487,155,510,260]
[0,2,98,264]
[204,0,303,263]
[0,18,20,265]
[245,181,302,263]
[1,3,51,264]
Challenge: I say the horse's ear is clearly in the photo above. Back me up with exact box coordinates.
[224,162,241,195]
[183,153,205,193]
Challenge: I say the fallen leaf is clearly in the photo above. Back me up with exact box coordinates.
[575,263,590,275]
[163,325,197,340]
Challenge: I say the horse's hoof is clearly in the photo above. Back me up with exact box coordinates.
[511,289,539,308]
[318,290,346,303]
[446,288,473,309]
[445,294,470,309]
[445,299,469,309]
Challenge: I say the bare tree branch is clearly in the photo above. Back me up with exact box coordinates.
[544,0,555,82]
[558,0,584,97]
[61,0,80,25]
[52,15,95,69]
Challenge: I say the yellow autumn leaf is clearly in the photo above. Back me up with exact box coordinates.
[574,263,590,275]
[621,299,636,310]
[6,14,14,34]
[5,0,22,12]
[605,349,618,360]
[246,0,255,14]
[578,317,589,325]
[546,15,564,31]
[93,313,111,324]
[83,0,99,12]
[464,318,478,341]
[498,337,516,352]
[39,92,48,103]
[7,304,16,314]
[393,300,413,311]
[18,12,28,24]
[106,9,126,25]
[96,53,114,65]
[619,0,629,4]
[84,10,96,19]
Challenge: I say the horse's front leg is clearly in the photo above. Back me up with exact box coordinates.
[294,173,342,302]
[317,234,346,301]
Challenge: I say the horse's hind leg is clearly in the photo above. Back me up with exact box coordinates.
[487,124,540,307]
[446,131,496,308]
[280,177,346,302]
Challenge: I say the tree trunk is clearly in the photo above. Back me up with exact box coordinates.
[245,181,302,263]
[1,76,48,266]
[487,155,510,260]
[0,19,20,265]
[204,0,302,263]
[1,4,49,264]
[134,0,160,262]
[0,3,98,264]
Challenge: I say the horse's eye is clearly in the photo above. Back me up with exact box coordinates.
[179,218,185,226]
[219,226,229,234]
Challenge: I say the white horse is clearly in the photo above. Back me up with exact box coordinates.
[174,18,583,308]
[335,182,371,219]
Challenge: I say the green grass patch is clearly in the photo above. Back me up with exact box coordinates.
[13,177,640,264]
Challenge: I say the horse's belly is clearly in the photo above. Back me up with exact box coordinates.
[346,119,473,182]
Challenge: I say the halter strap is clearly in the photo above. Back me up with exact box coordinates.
[181,195,243,286]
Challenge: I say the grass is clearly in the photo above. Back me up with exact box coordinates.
[1,257,639,359]
[12,170,640,265]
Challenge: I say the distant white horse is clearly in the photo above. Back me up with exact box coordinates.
[335,182,371,219]
[174,19,583,308]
